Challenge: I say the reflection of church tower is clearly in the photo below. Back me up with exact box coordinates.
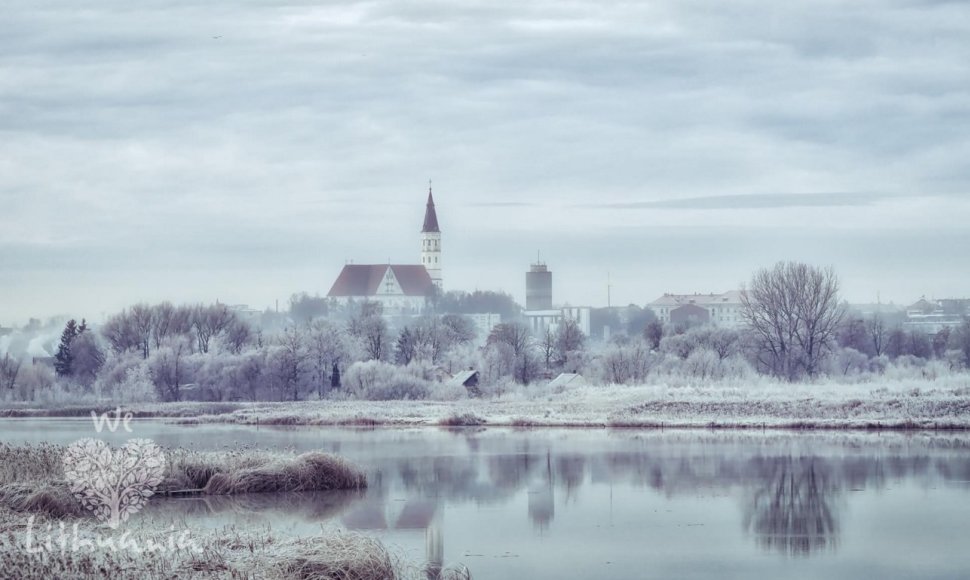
[529,452,555,531]
[421,185,442,290]
[425,510,444,580]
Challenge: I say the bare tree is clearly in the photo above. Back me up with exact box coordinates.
[643,320,664,351]
[0,354,21,390]
[192,303,235,354]
[150,340,186,402]
[101,309,142,355]
[866,313,886,357]
[274,327,309,401]
[413,316,444,363]
[554,319,585,369]
[395,327,418,366]
[741,262,846,380]
[347,306,389,362]
[307,320,349,397]
[151,302,193,350]
[224,318,252,355]
[949,318,970,368]
[130,303,154,359]
[363,317,389,361]
[71,332,105,387]
[441,314,476,346]
[539,327,555,369]
[487,322,537,384]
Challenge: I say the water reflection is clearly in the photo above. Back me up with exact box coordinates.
[743,456,840,556]
[138,431,970,561]
[15,421,959,573]
[527,453,555,530]
[145,489,365,524]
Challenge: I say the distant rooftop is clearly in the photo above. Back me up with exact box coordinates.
[648,291,743,306]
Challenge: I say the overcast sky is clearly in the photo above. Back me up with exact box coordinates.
[2,0,969,325]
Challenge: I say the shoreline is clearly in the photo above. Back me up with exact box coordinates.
[2,379,969,431]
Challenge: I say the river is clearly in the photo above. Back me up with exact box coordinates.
[4,419,970,579]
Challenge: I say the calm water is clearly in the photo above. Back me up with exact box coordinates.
[4,419,970,579]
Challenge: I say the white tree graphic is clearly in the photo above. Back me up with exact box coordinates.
[62,438,165,529]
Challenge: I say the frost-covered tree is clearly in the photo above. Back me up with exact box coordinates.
[130,304,154,358]
[306,320,349,397]
[596,339,654,384]
[272,327,310,401]
[192,303,235,354]
[150,302,193,351]
[554,319,585,369]
[102,309,143,355]
[395,327,418,366]
[741,262,846,380]
[289,292,330,324]
[950,319,970,369]
[643,320,664,351]
[487,322,538,384]
[70,331,105,387]
[0,353,21,391]
[223,318,252,355]
[150,340,188,402]
[866,313,887,357]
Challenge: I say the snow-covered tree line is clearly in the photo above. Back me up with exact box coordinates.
[1,262,969,404]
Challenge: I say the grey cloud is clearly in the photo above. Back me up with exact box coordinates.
[1,0,969,322]
[576,192,900,210]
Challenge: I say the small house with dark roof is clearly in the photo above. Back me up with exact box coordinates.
[327,186,443,315]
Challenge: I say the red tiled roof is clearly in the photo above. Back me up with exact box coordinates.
[327,264,434,297]
[422,188,440,233]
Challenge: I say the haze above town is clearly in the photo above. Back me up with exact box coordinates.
[2,0,969,325]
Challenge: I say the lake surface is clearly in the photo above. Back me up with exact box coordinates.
[4,419,970,579]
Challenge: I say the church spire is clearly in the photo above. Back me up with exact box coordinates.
[422,182,440,233]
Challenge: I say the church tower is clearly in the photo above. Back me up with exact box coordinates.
[421,185,442,289]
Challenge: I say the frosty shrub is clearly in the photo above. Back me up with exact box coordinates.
[94,351,145,397]
[868,355,890,374]
[9,364,55,402]
[342,360,432,400]
[945,349,966,371]
[116,365,157,403]
[683,348,721,380]
[593,340,655,384]
[828,347,870,377]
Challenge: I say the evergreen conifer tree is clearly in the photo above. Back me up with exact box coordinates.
[54,319,79,376]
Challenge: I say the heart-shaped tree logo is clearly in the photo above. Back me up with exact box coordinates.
[62,438,166,529]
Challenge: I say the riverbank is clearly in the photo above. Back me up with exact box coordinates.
[0,508,469,580]
[2,376,969,430]
[0,444,467,579]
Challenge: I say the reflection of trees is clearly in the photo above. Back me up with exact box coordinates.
[743,456,840,556]
[555,455,586,499]
[148,489,365,523]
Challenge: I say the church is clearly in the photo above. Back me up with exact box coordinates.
[326,187,442,315]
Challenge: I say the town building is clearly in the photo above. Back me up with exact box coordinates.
[526,262,552,310]
[524,306,592,337]
[647,291,745,328]
[904,296,970,334]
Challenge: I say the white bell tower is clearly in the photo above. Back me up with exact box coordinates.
[421,184,442,289]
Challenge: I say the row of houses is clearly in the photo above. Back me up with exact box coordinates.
[904,297,970,334]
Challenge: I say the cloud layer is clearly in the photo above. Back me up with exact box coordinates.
[2,0,969,322]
